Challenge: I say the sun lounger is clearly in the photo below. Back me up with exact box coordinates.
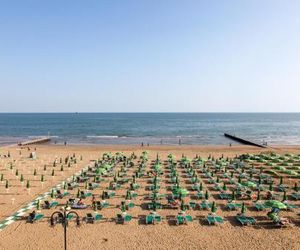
[148,202,162,210]
[291,192,300,200]
[127,202,135,209]
[206,215,223,225]
[254,203,269,211]
[219,193,231,200]
[189,201,197,209]
[131,183,140,190]
[200,202,212,210]
[67,213,74,221]
[226,203,242,211]
[285,203,299,210]
[56,190,70,198]
[236,215,256,226]
[85,213,103,223]
[191,185,200,191]
[146,214,162,224]
[44,200,59,209]
[116,214,132,224]
[80,191,92,198]
[208,179,217,184]
[176,215,193,225]
[27,213,44,223]
[195,192,203,199]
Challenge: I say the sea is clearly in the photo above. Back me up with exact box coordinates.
[0,113,300,146]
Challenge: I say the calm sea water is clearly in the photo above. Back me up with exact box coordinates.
[0,113,299,146]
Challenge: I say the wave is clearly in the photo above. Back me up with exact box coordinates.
[86,135,120,139]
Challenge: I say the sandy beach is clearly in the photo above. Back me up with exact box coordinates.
[0,144,300,250]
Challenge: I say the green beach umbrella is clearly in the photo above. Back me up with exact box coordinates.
[264,200,287,209]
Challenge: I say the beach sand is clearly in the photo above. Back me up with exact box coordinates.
[0,144,300,250]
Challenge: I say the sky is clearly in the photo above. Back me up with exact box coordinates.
[0,0,300,112]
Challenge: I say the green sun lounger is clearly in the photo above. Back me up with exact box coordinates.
[116,214,132,224]
[127,202,135,208]
[191,185,200,191]
[200,202,212,210]
[67,214,74,221]
[226,203,242,211]
[86,213,103,223]
[124,215,132,222]
[29,213,44,223]
[219,193,231,200]
[132,193,138,198]
[291,192,300,200]
[101,201,109,208]
[255,203,269,211]
[50,201,59,208]
[148,202,162,210]
[285,203,299,210]
[213,185,222,191]
[35,213,44,220]
[195,192,203,199]
[189,201,197,209]
[208,179,217,184]
[207,215,223,225]
[132,183,140,190]
[236,215,256,226]
[146,214,162,224]
[176,215,192,225]
[108,192,116,198]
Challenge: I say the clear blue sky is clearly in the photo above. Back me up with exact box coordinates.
[0,0,300,112]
